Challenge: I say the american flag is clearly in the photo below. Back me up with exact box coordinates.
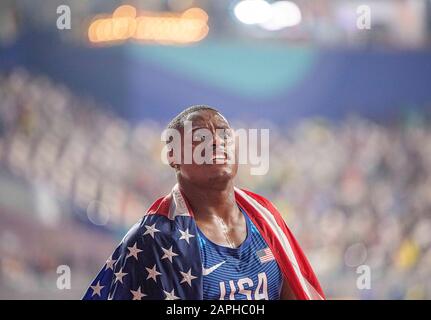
[83,184,325,300]
[82,196,203,300]
[256,247,275,263]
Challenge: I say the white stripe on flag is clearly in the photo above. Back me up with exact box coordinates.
[235,188,315,300]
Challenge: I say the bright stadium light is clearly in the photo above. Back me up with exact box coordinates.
[88,6,209,45]
[233,0,272,25]
[260,1,302,30]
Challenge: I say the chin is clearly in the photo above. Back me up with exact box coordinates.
[205,164,236,184]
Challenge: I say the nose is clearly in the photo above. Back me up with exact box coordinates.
[212,131,226,150]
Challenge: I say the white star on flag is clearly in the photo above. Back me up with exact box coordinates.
[105,256,117,270]
[180,268,197,287]
[90,281,104,297]
[161,245,178,263]
[164,289,180,300]
[114,268,128,284]
[179,228,195,244]
[145,264,161,282]
[130,286,147,300]
[126,243,143,261]
[143,223,160,238]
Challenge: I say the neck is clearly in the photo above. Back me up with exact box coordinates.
[177,178,239,222]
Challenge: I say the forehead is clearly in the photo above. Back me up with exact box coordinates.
[184,110,230,128]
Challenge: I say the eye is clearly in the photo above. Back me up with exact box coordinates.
[193,131,206,141]
[219,130,232,140]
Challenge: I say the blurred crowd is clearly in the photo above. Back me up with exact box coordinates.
[0,68,430,299]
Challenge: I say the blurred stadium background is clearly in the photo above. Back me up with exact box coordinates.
[1,0,431,299]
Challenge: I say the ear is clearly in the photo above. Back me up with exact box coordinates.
[169,161,179,170]
[162,128,183,169]
[167,148,180,170]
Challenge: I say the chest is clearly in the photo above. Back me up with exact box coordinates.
[197,223,282,300]
[196,215,247,248]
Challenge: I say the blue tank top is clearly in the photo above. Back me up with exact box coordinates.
[197,208,283,300]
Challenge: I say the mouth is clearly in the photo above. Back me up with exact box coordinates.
[211,149,229,163]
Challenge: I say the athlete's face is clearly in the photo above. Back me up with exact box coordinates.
[176,109,238,189]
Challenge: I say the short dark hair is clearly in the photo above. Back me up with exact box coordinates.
[167,105,220,131]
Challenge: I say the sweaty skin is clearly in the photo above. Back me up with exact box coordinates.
[170,109,296,300]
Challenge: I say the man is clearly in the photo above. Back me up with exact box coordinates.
[83,105,324,300]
